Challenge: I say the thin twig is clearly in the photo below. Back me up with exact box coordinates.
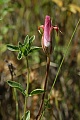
[36,56,50,120]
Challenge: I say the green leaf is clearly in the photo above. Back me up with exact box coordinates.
[22,110,30,120]
[29,35,35,46]
[24,35,29,45]
[23,49,28,56]
[29,89,44,96]
[18,41,22,48]
[29,46,41,53]
[7,80,26,96]
[17,51,23,60]
[26,111,30,120]
[7,44,19,51]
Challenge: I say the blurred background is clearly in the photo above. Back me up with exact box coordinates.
[0,0,80,120]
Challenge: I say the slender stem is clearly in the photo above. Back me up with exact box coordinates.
[48,18,80,100]
[26,56,29,96]
[24,56,30,120]
[11,73,19,120]
[36,56,50,120]
[24,97,27,120]
[7,61,19,120]
[14,88,19,120]
[39,18,80,120]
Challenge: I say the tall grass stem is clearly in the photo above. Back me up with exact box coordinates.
[48,18,80,100]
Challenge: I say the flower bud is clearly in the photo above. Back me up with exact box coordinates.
[38,15,61,55]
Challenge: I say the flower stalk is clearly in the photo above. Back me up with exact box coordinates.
[36,56,50,120]
[36,15,62,120]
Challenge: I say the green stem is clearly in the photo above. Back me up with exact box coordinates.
[24,56,30,120]
[14,88,19,120]
[36,56,50,120]
[48,18,80,100]
[11,74,19,120]
[40,18,80,120]
[24,97,27,120]
[26,56,29,96]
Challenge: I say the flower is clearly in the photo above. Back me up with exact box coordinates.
[38,15,61,55]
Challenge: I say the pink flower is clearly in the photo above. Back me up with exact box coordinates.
[38,15,61,55]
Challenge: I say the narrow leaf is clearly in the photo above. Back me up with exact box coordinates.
[7,80,26,96]
[7,44,19,51]
[18,41,22,48]
[29,35,35,45]
[23,49,28,56]
[26,111,30,120]
[17,51,23,60]
[22,110,30,120]
[24,35,29,45]
[29,46,41,54]
[29,89,44,96]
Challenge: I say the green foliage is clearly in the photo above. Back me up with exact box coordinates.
[7,80,26,96]
[17,51,23,60]
[24,35,29,45]
[7,34,42,120]
[7,44,19,51]
[29,46,41,53]
[29,89,44,96]
[7,35,40,60]
[22,111,30,120]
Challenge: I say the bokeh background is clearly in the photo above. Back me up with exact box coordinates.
[0,0,80,120]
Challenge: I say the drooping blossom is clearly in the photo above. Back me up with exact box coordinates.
[38,15,62,55]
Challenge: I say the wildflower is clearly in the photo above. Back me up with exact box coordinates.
[38,15,62,55]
